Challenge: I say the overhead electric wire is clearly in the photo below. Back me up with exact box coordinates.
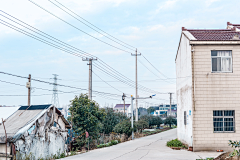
[51,0,135,49]
[48,0,135,51]
[28,0,132,54]
[0,71,124,98]
[29,0,174,85]
[0,11,92,58]
[45,0,174,82]
[138,59,174,84]
[141,54,172,80]
[0,11,171,97]
[0,79,123,101]
[93,63,167,95]
[92,71,123,93]
[0,12,170,95]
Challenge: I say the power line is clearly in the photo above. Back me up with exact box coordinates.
[48,0,135,51]
[0,12,170,96]
[92,71,123,93]
[0,71,124,97]
[138,59,174,84]
[0,12,168,94]
[28,0,133,54]
[141,54,171,80]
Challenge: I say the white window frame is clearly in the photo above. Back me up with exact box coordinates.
[213,110,235,133]
[211,50,233,73]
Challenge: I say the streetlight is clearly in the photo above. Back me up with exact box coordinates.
[130,94,155,140]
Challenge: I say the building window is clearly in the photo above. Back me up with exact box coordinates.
[213,110,235,132]
[211,50,232,72]
[184,111,186,125]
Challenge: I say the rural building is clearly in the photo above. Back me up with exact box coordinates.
[151,104,177,116]
[176,22,240,151]
[0,104,70,159]
[113,104,131,116]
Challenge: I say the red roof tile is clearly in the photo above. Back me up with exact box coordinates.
[187,29,240,41]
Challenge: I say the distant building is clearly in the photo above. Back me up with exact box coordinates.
[151,104,177,116]
[0,104,70,159]
[167,108,177,117]
[113,104,131,116]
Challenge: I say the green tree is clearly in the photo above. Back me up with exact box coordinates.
[101,108,128,134]
[164,116,177,128]
[147,107,155,115]
[140,115,163,128]
[113,120,136,137]
[69,94,105,147]
[135,119,149,132]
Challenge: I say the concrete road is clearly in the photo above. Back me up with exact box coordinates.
[62,129,201,160]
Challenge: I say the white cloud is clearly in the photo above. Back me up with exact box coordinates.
[205,0,220,7]
[155,0,179,14]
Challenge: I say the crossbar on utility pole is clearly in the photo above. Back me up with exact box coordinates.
[131,49,141,121]
[130,94,154,140]
[82,58,97,100]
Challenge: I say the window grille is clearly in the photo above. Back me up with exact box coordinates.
[213,110,235,132]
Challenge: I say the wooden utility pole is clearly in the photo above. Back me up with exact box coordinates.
[27,74,31,106]
[82,58,97,100]
[131,49,141,121]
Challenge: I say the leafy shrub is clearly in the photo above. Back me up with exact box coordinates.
[113,120,136,137]
[70,151,77,156]
[111,140,118,145]
[167,139,183,147]
[229,140,240,157]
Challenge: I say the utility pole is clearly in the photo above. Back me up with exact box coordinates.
[82,58,97,100]
[51,74,60,108]
[169,93,173,117]
[131,95,134,140]
[122,93,126,115]
[130,94,155,140]
[131,49,141,121]
[26,74,31,106]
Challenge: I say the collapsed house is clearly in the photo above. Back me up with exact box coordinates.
[0,104,71,159]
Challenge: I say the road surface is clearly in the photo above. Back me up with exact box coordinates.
[63,129,216,160]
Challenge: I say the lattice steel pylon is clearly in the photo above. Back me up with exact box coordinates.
[51,74,60,108]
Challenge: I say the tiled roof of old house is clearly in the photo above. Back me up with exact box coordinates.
[182,22,240,41]
[187,30,240,41]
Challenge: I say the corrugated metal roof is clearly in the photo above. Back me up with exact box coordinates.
[0,104,70,143]
[18,105,50,110]
[0,107,19,120]
[0,105,52,141]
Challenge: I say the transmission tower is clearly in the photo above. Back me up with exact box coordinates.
[51,74,60,108]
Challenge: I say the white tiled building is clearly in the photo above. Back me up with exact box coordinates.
[176,22,240,151]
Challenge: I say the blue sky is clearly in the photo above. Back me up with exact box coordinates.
[1,0,240,107]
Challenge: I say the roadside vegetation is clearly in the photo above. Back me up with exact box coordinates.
[67,94,176,153]
[166,139,187,149]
